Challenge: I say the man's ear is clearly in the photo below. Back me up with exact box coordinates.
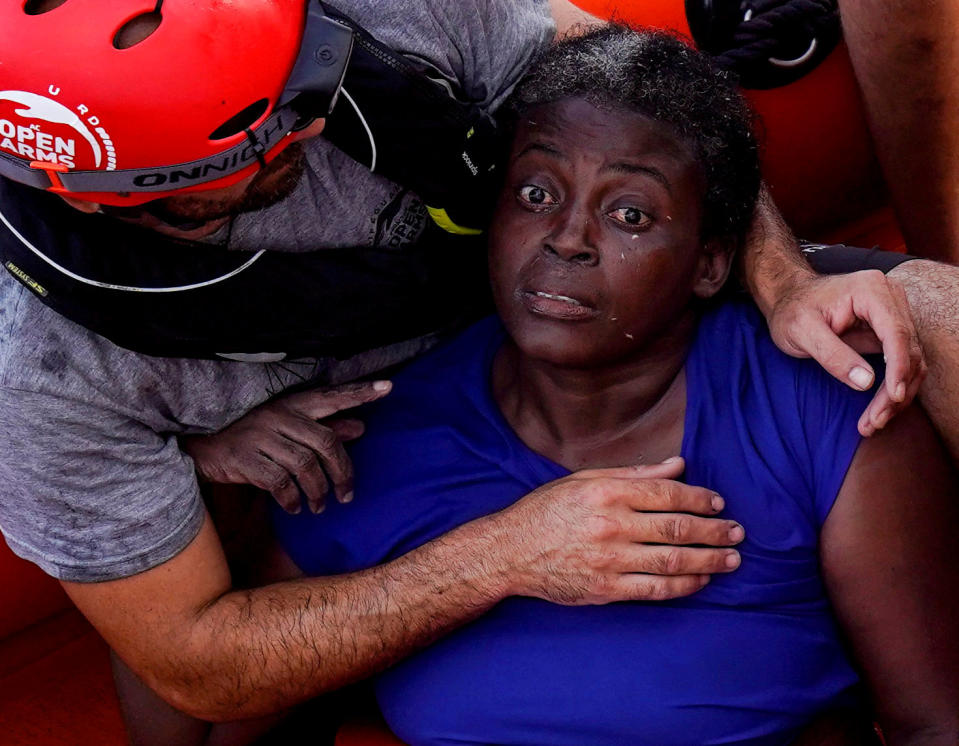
[290,118,326,142]
[693,238,736,299]
[59,196,100,213]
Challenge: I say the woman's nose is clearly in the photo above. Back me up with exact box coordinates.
[542,205,599,265]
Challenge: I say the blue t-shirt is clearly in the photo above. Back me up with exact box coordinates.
[275,301,869,746]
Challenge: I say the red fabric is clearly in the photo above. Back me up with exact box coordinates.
[821,205,906,254]
[0,536,126,745]
[0,619,126,745]
[0,535,71,640]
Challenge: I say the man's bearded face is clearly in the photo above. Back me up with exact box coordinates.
[154,141,306,223]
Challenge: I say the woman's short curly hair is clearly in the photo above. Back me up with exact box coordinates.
[508,25,761,247]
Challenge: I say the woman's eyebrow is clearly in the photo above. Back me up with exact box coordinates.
[514,141,566,161]
[513,142,672,194]
[604,161,671,193]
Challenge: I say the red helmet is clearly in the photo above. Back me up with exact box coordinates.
[0,0,344,206]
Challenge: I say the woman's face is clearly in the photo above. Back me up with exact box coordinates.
[489,97,724,369]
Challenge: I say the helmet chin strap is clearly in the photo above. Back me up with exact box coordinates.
[109,124,275,232]
[97,201,215,233]
[143,202,211,232]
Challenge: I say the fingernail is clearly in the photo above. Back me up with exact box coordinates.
[849,366,873,390]
[311,502,326,515]
[341,491,354,504]
[874,409,891,429]
[724,551,741,569]
[728,524,745,542]
[373,380,391,392]
[894,382,906,401]
[663,456,682,464]
[711,494,724,512]
[699,575,711,586]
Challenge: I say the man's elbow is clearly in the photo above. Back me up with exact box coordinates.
[146,668,278,723]
[128,619,274,721]
[135,602,327,722]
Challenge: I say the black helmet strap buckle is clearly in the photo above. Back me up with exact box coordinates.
[282,2,355,125]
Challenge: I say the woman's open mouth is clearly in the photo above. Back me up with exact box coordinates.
[520,289,599,320]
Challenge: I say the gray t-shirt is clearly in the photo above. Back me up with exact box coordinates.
[0,0,554,582]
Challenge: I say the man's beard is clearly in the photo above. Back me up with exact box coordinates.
[153,142,307,224]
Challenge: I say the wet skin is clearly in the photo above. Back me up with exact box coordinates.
[489,97,733,470]
[484,103,959,744]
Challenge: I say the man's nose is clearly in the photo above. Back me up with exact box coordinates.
[542,203,599,265]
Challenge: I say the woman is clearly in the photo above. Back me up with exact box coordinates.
[275,27,958,745]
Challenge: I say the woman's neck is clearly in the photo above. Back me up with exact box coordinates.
[493,311,697,471]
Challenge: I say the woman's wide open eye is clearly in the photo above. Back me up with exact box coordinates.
[607,206,652,230]
[517,184,558,208]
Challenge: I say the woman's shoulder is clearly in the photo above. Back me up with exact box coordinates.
[697,299,875,399]
[696,298,778,353]
[394,316,504,383]
[689,299,872,526]
[365,316,505,425]
[344,316,515,485]
[693,297,872,438]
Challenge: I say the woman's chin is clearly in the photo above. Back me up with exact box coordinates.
[510,325,615,370]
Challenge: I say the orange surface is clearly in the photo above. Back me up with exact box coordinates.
[822,204,905,253]
[0,535,71,640]
[0,536,127,745]
[0,615,127,745]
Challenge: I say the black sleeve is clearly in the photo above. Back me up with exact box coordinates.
[800,242,917,275]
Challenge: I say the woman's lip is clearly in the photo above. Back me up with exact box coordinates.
[519,289,599,320]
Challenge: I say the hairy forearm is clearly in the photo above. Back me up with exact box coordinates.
[889,260,959,337]
[156,514,512,721]
[72,466,740,722]
[888,259,959,461]
[739,184,811,315]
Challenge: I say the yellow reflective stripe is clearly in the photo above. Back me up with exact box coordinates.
[426,206,483,236]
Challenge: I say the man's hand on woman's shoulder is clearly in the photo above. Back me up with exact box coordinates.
[742,188,925,436]
[764,269,925,437]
